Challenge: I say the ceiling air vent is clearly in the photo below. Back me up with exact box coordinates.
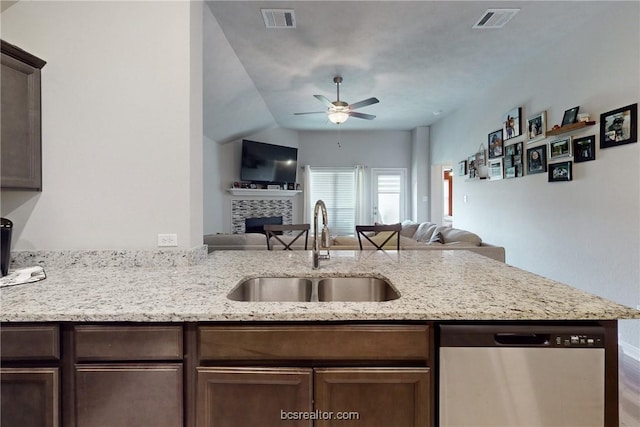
[261,9,296,29]
[473,9,519,29]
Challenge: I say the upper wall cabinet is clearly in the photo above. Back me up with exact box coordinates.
[1,40,46,191]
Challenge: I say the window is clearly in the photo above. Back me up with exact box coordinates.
[306,167,357,236]
[372,168,407,224]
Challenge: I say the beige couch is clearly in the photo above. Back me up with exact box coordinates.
[203,221,505,262]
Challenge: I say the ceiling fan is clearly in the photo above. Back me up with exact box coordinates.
[294,76,379,124]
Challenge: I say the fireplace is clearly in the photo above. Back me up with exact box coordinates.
[245,216,283,234]
[231,199,293,233]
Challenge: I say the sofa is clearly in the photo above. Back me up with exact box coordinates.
[203,220,505,262]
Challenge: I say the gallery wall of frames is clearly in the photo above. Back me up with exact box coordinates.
[459,103,638,183]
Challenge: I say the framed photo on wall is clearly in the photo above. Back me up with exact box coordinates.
[503,107,522,140]
[526,146,547,174]
[561,106,580,126]
[573,135,596,162]
[487,158,503,180]
[600,103,638,148]
[526,111,546,143]
[504,142,523,178]
[548,137,572,160]
[488,129,504,159]
[458,160,467,176]
[548,161,572,182]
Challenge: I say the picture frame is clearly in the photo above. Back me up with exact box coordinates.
[526,146,547,174]
[573,135,596,163]
[526,111,546,143]
[504,141,523,178]
[488,129,504,159]
[561,106,580,126]
[503,107,522,140]
[467,155,477,179]
[548,136,572,159]
[457,160,467,176]
[600,103,638,148]
[487,158,503,180]
[548,161,572,182]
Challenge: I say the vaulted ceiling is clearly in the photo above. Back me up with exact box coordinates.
[204,1,611,142]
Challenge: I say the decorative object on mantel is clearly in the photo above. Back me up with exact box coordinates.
[488,129,504,159]
[561,106,580,126]
[227,188,301,197]
[548,161,572,182]
[504,142,523,178]
[526,145,547,175]
[600,103,637,149]
[573,135,596,163]
[548,136,572,160]
[526,111,546,143]
[473,144,488,179]
[503,107,522,140]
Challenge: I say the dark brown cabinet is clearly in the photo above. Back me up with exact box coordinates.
[0,324,60,427]
[1,40,46,191]
[73,325,184,427]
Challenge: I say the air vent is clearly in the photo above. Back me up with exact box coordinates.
[473,9,519,29]
[261,9,296,29]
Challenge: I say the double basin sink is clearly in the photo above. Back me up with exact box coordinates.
[228,276,400,302]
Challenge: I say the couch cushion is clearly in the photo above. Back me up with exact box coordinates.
[400,220,420,238]
[429,231,445,244]
[413,222,438,242]
[440,227,482,246]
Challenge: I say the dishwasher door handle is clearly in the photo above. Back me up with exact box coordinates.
[494,333,550,346]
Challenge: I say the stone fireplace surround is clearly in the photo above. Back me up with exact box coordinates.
[231,199,293,234]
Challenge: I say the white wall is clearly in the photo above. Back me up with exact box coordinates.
[411,127,430,223]
[430,4,639,347]
[1,1,203,250]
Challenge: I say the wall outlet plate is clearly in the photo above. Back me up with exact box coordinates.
[157,234,178,247]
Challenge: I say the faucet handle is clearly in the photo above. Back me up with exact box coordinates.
[321,226,331,248]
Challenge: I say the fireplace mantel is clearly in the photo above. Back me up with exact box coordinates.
[227,188,301,197]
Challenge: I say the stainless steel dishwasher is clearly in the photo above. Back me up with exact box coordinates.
[439,324,606,427]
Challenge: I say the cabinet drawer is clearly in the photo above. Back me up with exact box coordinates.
[0,324,60,360]
[75,325,183,361]
[199,324,429,362]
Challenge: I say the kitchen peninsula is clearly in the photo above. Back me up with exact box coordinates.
[2,250,639,427]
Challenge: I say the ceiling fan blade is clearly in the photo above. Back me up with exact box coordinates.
[294,111,326,115]
[349,111,376,120]
[348,97,379,110]
[314,95,334,108]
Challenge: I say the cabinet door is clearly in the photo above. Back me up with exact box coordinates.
[197,367,313,427]
[0,367,59,427]
[75,364,182,427]
[1,41,45,191]
[314,368,431,427]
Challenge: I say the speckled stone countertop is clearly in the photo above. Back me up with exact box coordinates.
[1,250,639,322]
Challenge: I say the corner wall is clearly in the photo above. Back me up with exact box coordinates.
[1,1,203,250]
[430,4,639,347]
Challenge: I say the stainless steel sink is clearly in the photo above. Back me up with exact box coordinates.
[317,277,400,302]
[227,277,312,302]
[228,276,399,302]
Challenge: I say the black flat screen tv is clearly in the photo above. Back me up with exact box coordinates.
[240,140,298,184]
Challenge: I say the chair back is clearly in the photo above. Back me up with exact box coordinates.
[264,224,310,250]
[355,223,402,250]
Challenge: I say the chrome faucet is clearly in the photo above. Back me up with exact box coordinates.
[312,199,331,269]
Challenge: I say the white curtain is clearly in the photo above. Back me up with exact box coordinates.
[303,165,312,225]
[354,165,367,225]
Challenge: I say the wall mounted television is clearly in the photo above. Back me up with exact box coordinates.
[240,139,298,184]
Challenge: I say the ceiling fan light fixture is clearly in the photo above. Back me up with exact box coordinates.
[328,111,349,124]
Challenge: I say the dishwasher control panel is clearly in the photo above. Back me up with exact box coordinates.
[553,333,604,348]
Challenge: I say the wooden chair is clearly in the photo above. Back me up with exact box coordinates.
[264,224,310,250]
[356,223,402,250]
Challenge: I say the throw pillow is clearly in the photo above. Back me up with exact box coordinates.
[429,231,444,244]
[440,228,482,246]
[400,220,419,238]
[413,222,438,242]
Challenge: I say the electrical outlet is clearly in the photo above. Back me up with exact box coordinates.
[157,234,178,247]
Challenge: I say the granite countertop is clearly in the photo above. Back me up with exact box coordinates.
[1,250,639,322]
